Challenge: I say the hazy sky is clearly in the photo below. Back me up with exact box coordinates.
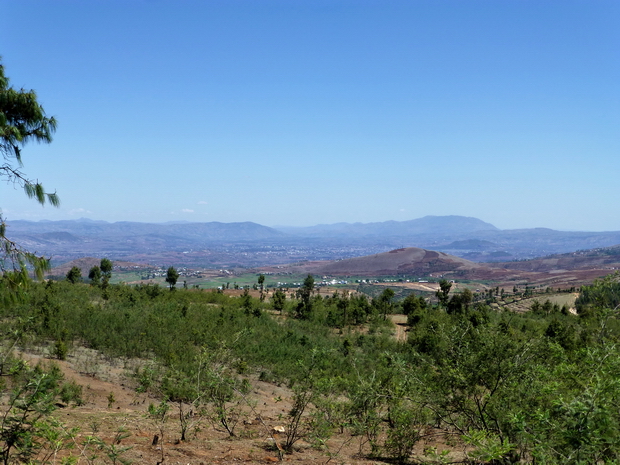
[1,0,619,231]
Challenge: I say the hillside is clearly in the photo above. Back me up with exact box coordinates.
[4,271,619,464]
[313,247,483,276]
[48,257,149,277]
[268,247,514,282]
[52,243,620,292]
[490,244,620,273]
[264,245,620,290]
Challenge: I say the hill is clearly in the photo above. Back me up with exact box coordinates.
[313,247,483,276]
[8,219,286,242]
[48,257,149,277]
[270,247,511,281]
[265,245,620,290]
[490,244,620,273]
[6,219,288,266]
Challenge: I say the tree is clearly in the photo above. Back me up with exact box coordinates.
[0,60,59,282]
[88,265,101,286]
[0,353,73,465]
[446,289,473,314]
[272,288,286,314]
[436,279,452,307]
[241,288,252,315]
[375,288,395,320]
[575,272,620,316]
[97,258,113,299]
[166,266,179,290]
[100,258,112,287]
[403,294,427,326]
[257,274,265,301]
[65,266,81,284]
[295,274,314,319]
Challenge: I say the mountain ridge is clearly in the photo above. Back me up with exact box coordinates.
[275,215,498,237]
[6,215,620,267]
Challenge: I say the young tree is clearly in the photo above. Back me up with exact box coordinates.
[296,274,315,319]
[258,274,265,301]
[100,258,112,286]
[436,279,452,307]
[447,289,473,314]
[88,265,101,286]
[272,288,286,314]
[166,266,179,290]
[375,288,395,320]
[403,294,427,326]
[65,266,81,284]
[0,358,68,464]
[0,60,59,282]
[241,288,252,315]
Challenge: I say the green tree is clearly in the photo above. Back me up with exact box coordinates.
[349,294,372,325]
[447,288,473,315]
[295,274,314,319]
[436,279,452,307]
[336,291,350,327]
[0,359,66,465]
[241,288,252,315]
[402,294,427,326]
[88,265,101,286]
[65,266,81,284]
[375,288,395,321]
[542,299,553,315]
[165,266,179,290]
[272,288,286,314]
[100,258,112,286]
[257,274,265,301]
[0,60,60,282]
[576,272,620,316]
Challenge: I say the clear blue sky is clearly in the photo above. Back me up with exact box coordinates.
[2,0,619,230]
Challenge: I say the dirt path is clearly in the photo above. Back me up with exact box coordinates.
[390,314,409,342]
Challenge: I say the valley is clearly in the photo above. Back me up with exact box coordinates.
[9,216,620,270]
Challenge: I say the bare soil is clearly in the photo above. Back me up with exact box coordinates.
[501,293,578,314]
[11,345,462,465]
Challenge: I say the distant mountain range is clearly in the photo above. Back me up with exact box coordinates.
[6,215,620,268]
[276,215,498,237]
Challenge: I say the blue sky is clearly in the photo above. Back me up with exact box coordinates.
[1,0,619,230]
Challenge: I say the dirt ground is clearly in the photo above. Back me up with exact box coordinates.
[501,293,578,314]
[12,345,464,465]
[389,314,409,342]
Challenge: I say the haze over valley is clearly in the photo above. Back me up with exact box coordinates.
[10,215,620,290]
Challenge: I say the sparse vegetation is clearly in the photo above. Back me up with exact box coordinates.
[0,273,618,463]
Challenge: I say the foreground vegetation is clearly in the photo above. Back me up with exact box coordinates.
[1,272,620,464]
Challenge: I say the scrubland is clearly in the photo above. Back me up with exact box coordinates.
[0,274,619,464]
